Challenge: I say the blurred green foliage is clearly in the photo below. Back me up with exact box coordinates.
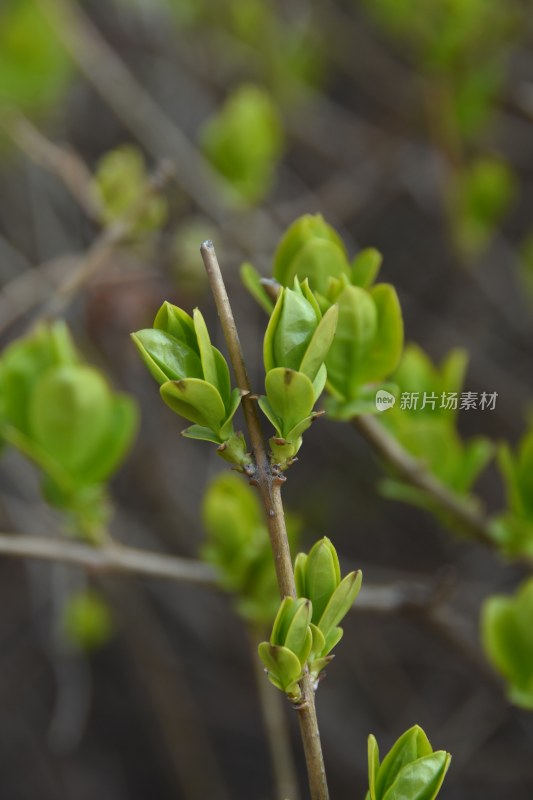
[0,0,72,114]
[380,345,493,512]
[202,472,300,625]
[200,84,284,207]
[490,426,533,558]
[64,589,114,652]
[0,322,138,541]
[361,0,520,140]
[451,157,516,258]
[482,578,533,709]
[167,0,325,97]
[93,145,168,232]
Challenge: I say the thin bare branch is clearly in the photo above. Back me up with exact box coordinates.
[0,533,216,586]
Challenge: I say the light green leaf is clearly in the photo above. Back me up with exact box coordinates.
[240,262,275,314]
[28,366,111,473]
[258,643,303,694]
[182,425,223,444]
[284,599,313,664]
[304,538,340,624]
[264,368,316,440]
[377,725,433,799]
[272,289,319,372]
[154,301,198,353]
[368,734,380,800]
[160,378,226,430]
[351,248,383,288]
[273,213,348,291]
[72,393,138,485]
[326,286,377,399]
[318,570,362,634]
[381,752,451,800]
[193,309,218,387]
[299,305,338,383]
[364,284,403,382]
[131,329,202,385]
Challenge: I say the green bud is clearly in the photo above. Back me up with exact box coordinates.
[294,537,362,680]
[367,726,451,800]
[264,281,337,382]
[260,280,337,466]
[259,596,313,700]
[273,214,350,295]
[481,578,533,709]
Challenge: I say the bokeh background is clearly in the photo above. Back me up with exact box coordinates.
[1,0,533,798]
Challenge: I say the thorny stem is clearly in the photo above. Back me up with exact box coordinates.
[200,241,330,800]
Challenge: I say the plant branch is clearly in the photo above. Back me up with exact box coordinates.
[200,240,294,596]
[200,241,330,800]
[353,414,495,547]
[0,533,216,585]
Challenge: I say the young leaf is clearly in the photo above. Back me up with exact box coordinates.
[264,368,316,439]
[131,329,203,385]
[160,378,226,430]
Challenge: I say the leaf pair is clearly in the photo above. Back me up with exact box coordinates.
[482,578,533,709]
[132,301,249,467]
[294,537,362,679]
[367,725,450,800]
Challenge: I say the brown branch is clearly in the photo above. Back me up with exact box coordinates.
[200,241,329,800]
[0,533,216,585]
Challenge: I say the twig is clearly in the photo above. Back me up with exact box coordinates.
[200,240,294,596]
[353,415,496,547]
[200,241,329,800]
[0,533,216,585]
